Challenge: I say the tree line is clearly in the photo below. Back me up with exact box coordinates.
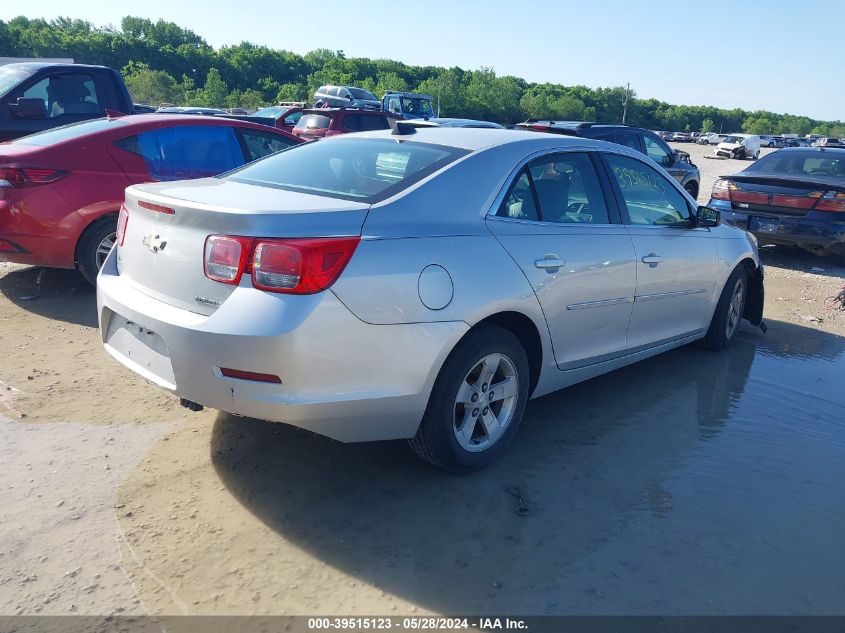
[2,16,843,137]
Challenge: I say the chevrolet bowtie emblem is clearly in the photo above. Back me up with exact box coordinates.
[142,233,167,253]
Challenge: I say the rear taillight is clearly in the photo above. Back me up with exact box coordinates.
[815,192,845,212]
[0,166,68,188]
[731,190,769,205]
[116,204,129,247]
[203,235,360,294]
[770,194,818,210]
[251,237,360,294]
[711,179,732,200]
[203,235,253,284]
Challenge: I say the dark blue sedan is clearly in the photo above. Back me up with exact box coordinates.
[708,147,845,259]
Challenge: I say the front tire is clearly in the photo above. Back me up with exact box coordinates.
[702,266,748,350]
[77,217,117,286]
[408,325,530,473]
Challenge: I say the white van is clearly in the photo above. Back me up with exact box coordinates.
[715,134,761,159]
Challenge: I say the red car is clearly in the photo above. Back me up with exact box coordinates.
[291,108,399,140]
[0,114,301,283]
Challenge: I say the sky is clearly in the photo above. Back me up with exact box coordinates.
[3,0,844,121]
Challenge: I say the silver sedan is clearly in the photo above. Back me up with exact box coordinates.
[98,128,764,472]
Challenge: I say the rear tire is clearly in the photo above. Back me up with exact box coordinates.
[408,325,530,473]
[77,216,117,286]
[684,182,699,200]
[702,266,748,351]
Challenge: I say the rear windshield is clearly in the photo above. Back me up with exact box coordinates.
[745,151,845,177]
[226,137,468,203]
[295,114,331,130]
[253,106,285,118]
[349,88,377,101]
[14,117,128,146]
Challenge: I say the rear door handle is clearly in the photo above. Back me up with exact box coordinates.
[641,253,663,266]
[535,257,565,270]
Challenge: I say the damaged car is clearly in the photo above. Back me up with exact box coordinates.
[715,134,761,160]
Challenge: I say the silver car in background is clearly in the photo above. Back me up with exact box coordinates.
[98,128,764,472]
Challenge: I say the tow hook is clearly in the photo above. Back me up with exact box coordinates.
[179,398,204,412]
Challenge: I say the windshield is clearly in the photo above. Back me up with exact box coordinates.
[722,136,745,144]
[349,88,377,101]
[253,106,285,118]
[14,117,128,146]
[226,137,468,203]
[402,98,433,116]
[0,66,32,96]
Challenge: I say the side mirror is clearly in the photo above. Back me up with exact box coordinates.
[10,97,47,119]
[696,205,720,228]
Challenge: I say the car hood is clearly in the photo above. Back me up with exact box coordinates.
[717,142,743,150]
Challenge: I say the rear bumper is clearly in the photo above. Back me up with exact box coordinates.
[96,247,468,442]
[710,200,845,254]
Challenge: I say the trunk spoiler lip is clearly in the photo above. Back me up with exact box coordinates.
[723,173,845,191]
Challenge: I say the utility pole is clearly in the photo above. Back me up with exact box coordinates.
[621,82,630,124]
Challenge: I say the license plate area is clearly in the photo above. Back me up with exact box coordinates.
[749,216,780,233]
[105,312,176,388]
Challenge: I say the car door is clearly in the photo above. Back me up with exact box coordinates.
[600,152,719,349]
[7,71,104,138]
[237,127,299,162]
[642,132,685,184]
[485,151,637,370]
[110,125,244,183]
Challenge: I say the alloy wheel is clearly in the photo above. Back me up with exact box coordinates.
[453,353,519,452]
[95,232,116,269]
[726,277,745,339]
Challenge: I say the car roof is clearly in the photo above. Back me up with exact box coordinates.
[2,62,113,72]
[384,91,433,98]
[329,127,643,153]
[301,108,393,116]
[772,146,845,153]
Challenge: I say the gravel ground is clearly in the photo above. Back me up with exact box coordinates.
[668,141,778,205]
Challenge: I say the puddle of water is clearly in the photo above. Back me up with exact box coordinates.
[97,320,845,615]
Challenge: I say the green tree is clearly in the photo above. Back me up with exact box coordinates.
[122,61,180,105]
[701,118,714,133]
[194,67,228,107]
[743,115,774,135]
[275,83,307,103]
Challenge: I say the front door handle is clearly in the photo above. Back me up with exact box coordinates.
[535,257,565,270]
[641,253,663,267]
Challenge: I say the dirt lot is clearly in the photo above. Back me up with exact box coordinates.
[1,166,845,616]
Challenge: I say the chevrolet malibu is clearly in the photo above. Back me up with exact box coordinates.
[98,128,764,472]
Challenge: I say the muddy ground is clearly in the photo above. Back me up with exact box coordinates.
[1,226,845,615]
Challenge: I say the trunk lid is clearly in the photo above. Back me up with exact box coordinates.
[726,174,845,217]
[117,178,369,315]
